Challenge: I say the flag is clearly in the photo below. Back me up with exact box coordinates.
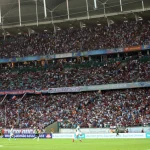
[12,95,16,100]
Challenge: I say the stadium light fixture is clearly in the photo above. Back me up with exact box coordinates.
[139,16,143,21]
[97,21,101,26]
[6,32,10,36]
[57,27,61,30]
[97,23,101,26]
[82,24,86,28]
[69,24,73,29]
[123,17,128,22]
[43,0,47,18]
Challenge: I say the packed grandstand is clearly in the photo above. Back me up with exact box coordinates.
[0,21,150,58]
[0,22,150,130]
[0,0,150,131]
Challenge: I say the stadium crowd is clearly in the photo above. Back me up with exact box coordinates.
[0,54,149,90]
[0,21,150,58]
[0,18,150,131]
[0,88,150,129]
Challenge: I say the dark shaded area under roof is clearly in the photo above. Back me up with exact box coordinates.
[0,0,150,26]
[0,0,150,36]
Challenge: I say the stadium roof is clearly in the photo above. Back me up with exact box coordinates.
[0,0,150,34]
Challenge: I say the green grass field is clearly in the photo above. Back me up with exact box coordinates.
[0,138,150,150]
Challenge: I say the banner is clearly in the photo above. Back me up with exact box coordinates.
[124,46,141,52]
[0,55,55,64]
[1,44,149,64]
[60,127,150,134]
[142,45,150,50]
[0,45,150,63]
[146,133,150,138]
[49,87,81,93]
[74,133,85,139]
[88,48,124,56]
[0,81,150,95]
[55,53,72,58]
[128,127,150,133]
[60,128,110,134]
[2,133,146,139]
[72,51,89,57]
[85,133,145,139]
[0,91,5,95]
[35,89,49,94]
[52,134,73,139]
[0,90,35,95]
[4,129,34,134]
[35,87,81,94]
[72,48,124,57]
[85,81,150,91]
[3,133,52,138]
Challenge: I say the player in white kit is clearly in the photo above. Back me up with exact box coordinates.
[9,126,16,140]
[75,125,82,142]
